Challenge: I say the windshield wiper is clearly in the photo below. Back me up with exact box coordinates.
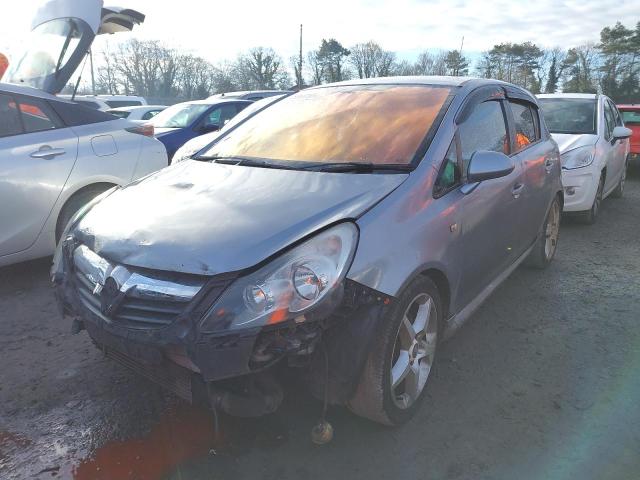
[201,156,300,170]
[301,162,413,173]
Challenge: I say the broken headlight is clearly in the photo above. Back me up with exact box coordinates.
[200,222,359,333]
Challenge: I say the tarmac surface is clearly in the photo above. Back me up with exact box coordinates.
[1,166,639,480]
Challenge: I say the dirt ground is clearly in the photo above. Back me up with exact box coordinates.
[1,166,639,480]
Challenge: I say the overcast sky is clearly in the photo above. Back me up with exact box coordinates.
[1,0,639,65]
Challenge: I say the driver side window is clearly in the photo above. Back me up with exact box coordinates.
[458,100,508,174]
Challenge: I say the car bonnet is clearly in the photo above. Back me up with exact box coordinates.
[74,160,408,275]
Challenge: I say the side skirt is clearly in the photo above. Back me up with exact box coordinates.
[443,243,534,340]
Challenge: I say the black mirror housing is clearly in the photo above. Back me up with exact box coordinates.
[467,151,515,183]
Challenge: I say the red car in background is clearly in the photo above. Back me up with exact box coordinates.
[618,104,640,162]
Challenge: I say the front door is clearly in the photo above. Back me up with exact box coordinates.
[455,99,526,307]
[0,93,78,257]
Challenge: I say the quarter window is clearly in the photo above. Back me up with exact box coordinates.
[459,100,508,173]
[509,101,539,153]
[0,94,22,137]
[434,140,460,196]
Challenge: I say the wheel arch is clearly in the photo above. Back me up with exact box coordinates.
[54,181,118,238]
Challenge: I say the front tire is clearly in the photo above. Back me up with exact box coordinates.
[348,276,442,425]
[579,174,604,225]
[610,160,627,198]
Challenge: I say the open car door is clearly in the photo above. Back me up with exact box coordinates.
[3,0,144,94]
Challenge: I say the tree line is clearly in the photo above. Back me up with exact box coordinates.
[89,20,639,103]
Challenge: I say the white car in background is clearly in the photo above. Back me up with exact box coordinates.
[0,84,167,267]
[107,105,166,121]
[59,95,148,111]
[538,93,631,224]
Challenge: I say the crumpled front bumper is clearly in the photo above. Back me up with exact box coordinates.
[53,239,390,407]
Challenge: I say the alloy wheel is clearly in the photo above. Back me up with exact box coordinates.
[390,293,437,410]
[544,200,560,260]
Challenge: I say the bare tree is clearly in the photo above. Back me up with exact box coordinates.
[234,47,289,89]
[306,50,324,85]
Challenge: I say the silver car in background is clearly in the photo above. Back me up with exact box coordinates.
[0,83,167,267]
[54,77,562,426]
[538,93,631,223]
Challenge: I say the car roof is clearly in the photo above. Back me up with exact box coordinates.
[0,82,70,102]
[537,93,598,100]
[185,98,253,106]
[107,105,165,112]
[311,76,476,89]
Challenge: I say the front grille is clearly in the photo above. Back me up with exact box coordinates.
[73,269,192,328]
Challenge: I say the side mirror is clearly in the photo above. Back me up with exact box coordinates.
[199,124,220,134]
[467,151,515,183]
[612,126,632,140]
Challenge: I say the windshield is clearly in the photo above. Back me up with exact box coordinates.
[149,103,210,128]
[539,98,597,135]
[202,85,451,165]
[621,110,640,125]
[5,18,83,89]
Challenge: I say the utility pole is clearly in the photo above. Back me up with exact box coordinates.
[298,24,303,90]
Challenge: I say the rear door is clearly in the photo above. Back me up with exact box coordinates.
[0,93,78,256]
[506,99,554,247]
[454,99,526,306]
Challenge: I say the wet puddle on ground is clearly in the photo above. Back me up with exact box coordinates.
[40,404,290,480]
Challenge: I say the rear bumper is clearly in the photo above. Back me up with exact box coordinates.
[561,167,599,212]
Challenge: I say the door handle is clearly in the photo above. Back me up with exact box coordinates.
[30,146,66,159]
[511,183,525,199]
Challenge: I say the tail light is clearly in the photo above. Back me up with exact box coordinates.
[126,123,155,137]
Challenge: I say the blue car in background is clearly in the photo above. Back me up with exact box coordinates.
[148,98,252,161]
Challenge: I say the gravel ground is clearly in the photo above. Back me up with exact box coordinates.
[1,166,639,480]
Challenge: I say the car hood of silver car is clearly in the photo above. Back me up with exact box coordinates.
[551,133,598,154]
[74,160,408,275]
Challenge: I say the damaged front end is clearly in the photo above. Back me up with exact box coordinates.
[53,222,393,417]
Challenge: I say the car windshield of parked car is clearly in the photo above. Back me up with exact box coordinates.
[148,103,210,128]
[538,98,597,135]
[202,85,452,165]
[620,110,640,125]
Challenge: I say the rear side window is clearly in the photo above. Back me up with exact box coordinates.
[50,100,115,126]
[17,96,60,133]
[0,93,23,137]
[459,100,508,172]
[509,101,539,153]
[108,110,130,119]
[141,110,161,120]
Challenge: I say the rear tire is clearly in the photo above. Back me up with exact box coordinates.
[579,174,604,225]
[55,186,112,243]
[348,276,442,426]
[525,196,561,269]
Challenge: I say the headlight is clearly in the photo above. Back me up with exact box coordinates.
[561,146,595,170]
[200,222,359,333]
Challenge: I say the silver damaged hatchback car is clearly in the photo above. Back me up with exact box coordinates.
[53,77,563,426]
